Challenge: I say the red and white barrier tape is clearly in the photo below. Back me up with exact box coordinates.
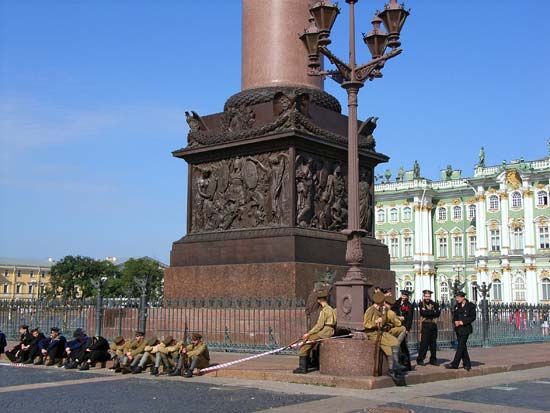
[199,334,353,374]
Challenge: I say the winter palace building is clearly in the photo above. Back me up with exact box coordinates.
[374,145,550,304]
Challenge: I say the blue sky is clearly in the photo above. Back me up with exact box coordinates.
[1,0,549,263]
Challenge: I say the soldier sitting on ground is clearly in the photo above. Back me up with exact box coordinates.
[109,336,127,372]
[132,336,160,374]
[364,291,407,380]
[63,328,92,369]
[155,335,182,376]
[5,324,32,363]
[120,330,146,374]
[38,327,67,366]
[79,336,111,371]
[169,333,210,378]
[293,289,336,375]
[20,328,46,364]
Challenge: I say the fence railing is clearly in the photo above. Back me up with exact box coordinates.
[1,299,549,352]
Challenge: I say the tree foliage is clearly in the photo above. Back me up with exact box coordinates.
[104,258,164,300]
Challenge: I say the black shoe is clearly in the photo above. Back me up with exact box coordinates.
[79,363,90,371]
[292,356,308,374]
[121,366,132,374]
[183,369,193,378]
[168,368,182,377]
[150,367,159,376]
[429,361,440,366]
[416,360,425,366]
[6,353,16,362]
[464,366,471,371]
[132,366,143,374]
[114,367,122,373]
[444,364,458,369]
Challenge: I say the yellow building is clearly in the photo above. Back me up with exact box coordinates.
[0,258,52,299]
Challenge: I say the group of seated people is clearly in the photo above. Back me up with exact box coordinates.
[1,325,210,378]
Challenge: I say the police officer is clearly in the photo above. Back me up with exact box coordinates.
[392,290,413,371]
[416,289,440,366]
[446,291,477,371]
[294,289,336,374]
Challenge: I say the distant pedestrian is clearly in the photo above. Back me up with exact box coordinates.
[542,312,549,337]
[445,291,476,371]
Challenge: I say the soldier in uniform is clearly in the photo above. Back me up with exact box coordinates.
[132,336,160,374]
[63,328,92,369]
[294,289,336,374]
[416,289,440,366]
[109,336,126,372]
[79,336,111,370]
[446,291,477,371]
[156,335,182,375]
[39,327,67,366]
[364,292,406,379]
[21,328,46,364]
[120,330,146,374]
[392,290,414,371]
[5,324,31,362]
[182,333,210,378]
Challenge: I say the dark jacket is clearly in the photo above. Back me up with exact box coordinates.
[0,330,6,353]
[392,298,414,331]
[419,300,441,322]
[452,300,477,336]
[88,336,110,352]
[67,335,91,352]
[19,331,33,346]
[29,333,46,348]
[41,335,67,351]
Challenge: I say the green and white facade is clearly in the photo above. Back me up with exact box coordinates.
[374,150,550,304]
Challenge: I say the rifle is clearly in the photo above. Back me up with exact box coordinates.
[373,306,386,376]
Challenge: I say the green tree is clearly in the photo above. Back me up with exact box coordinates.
[48,255,120,299]
[103,258,164,300]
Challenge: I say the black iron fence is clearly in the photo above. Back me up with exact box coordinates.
[1,298,549,352]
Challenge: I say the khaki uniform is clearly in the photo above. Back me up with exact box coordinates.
[159,341,182,360]
[184,341,210,369]
[109,342,127,358]
[126,339,146,358]
[298,302,336,357]
[363,305,403,356]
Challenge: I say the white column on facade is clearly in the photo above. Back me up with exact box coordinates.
[523,180,536,255]
[476,186,488,256]
[501,269,512,302]
[500,186,510,255]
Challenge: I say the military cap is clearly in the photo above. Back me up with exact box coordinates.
[50,327,60,333]
[400,289,411,296]
[146,337,158,346]
[73,328,84,337]
[191,332,202,340]
[455,291,466,297]
[113,336,125,345]
[422,289,433,295]
[19,324,29,330]
[135,330,145,337]
[385,295,396,305]
[316,289,329,299]
[163,336,174,346]
[373,291,385,305]
[381,288,391,294]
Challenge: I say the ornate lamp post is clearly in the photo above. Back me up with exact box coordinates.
[136,275,151,333]
[91,276,108,337]
[451,264,466,305]
[300,0,409,330]
[472,281,492,348]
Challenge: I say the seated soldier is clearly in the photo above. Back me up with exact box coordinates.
[169,333,209,378]
[109,336,126,372]
[132,336,160,374]
[79,336,111,370]
[293,289,336,375]
[383,296,407,346]
[0,328,6,360]
[363,291,406,380]
[63,328,92,369]
[39,327,67,366]
[120,330,146,374]
[5,324,32,363]
[157,335,182,375]
[21,328,46,364]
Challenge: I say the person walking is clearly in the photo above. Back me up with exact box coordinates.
[445,291,477,371]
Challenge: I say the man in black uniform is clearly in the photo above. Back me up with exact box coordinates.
[446,291,477,371]
[21,328,46,364]
[5,324,32,362]
[392,290,413,371]
[416,289,440,366]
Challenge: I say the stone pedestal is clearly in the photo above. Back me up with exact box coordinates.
[320,336,387,377]
[335,279,371,331]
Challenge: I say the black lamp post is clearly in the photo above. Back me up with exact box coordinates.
[136,275,150,333]
[91,276,108,337]
[472,281,492,348]
[300,0,409,330]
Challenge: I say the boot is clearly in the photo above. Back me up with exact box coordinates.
[183,369,193,378]
[309,349,319,371]
[292,356,308,374]
[132,365,143,374]
[33,356,44,365]
[392,347,407,373]
[79,363,90,371]
[168,357,184,376]
[6,352,16,362]
[150,366,159,376]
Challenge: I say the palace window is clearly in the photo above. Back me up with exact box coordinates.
[2,284,8,294]
[40,284,46,294]
[390,238,399,257]
[438,207,447,221]
[490,229,501,252]
[403,207,412,221]
[16,271,21,278]
[468,204,477,220]
[512,227,524,251]
[440,281,449,303]
[16,284,21,294]
[40,271,45,278]
[513,276,526,301]
[492,279,503,301]
[3,270,7,277]
[28,284,33,295]
[453,235,463,257]
[539,225,550,249]
[537,190,548,207]
[403,236,412,257]
[29,271,34,278]
[377,209,385,223]
[389,208,398,223]
[511,191,523,209]
[489,195,500,211]
[438,237,448,258]
[542,278,550,301]
[468,235,477,256]
[453,205,462,220]
[404,281,413,291]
